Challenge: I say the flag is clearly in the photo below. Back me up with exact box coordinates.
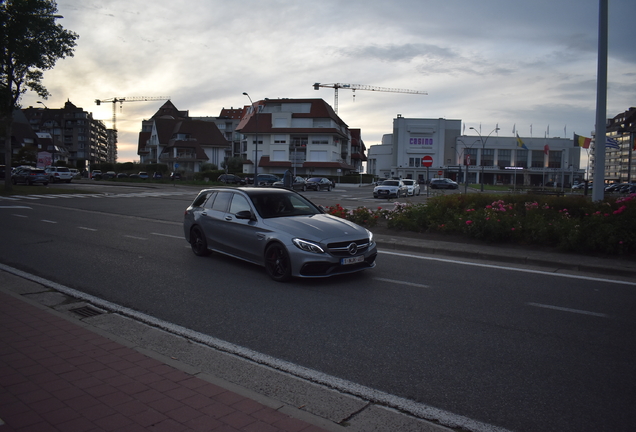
[573,133,591,149]
[606,137,620,149]
[516,133,528,150]
[544,144,550,155]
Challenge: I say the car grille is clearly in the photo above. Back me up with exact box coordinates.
[327,239,371,257]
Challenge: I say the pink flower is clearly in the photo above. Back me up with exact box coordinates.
[511,228,515,231]
[466,220,472,225]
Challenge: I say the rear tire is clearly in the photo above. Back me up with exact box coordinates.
[190,226,210,256]
[265,243,292,282]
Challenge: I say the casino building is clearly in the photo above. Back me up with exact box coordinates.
[367,116,585,187]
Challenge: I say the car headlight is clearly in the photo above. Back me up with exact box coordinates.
[293,238,325,254]
[366,229,374,244]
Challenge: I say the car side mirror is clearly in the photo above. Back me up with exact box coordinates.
[235,210,255,220]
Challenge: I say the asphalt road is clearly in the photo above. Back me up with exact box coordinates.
[1,182,635,432]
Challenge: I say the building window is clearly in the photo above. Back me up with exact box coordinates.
[408,157,421,167]
[310,150,327,162]
[531,150,544,168]
[274,118,287,128]
[291,136,307,147]
[482,149,494,166]
[498,149,511,168]
[548,151,562,168]
[274,135,287,144]
[312,136,329,145]
[272,150,286,161]
[515,150,527,168]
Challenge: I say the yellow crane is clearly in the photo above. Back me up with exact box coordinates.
[95,96,170,131]
[313,83,427,113]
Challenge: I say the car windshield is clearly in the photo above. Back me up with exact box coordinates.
[249,191,321,219]
[382,181,400,186]
[402,180,414,185]
[307,177,322,182]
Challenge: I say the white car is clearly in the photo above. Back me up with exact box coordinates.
[45,166,73,183]
[402,179,420,196]
[373,180,407,198]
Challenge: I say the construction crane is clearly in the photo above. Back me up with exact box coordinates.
[95,96,170,131]
[313,83,427,113]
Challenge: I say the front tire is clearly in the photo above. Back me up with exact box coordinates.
[265,243,292,282]
[190,226,210,256]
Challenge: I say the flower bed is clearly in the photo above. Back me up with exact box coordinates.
[324,193,636,255]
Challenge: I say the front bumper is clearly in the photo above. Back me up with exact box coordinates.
[290,242,378,278]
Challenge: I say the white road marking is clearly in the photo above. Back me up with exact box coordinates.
[151,232,183,239]
[78,227,97,231]
[373,277,430,288]
[0,206,31,209]
[123,235,147,240]
[526,302,609,318]
[12,214,28,217]
[379,250,636,286]
[41,220,57,224]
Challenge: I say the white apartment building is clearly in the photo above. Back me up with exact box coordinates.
[235,98,359,177]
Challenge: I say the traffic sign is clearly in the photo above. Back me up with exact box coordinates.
[422,155,433,167]
[438,170,443,176]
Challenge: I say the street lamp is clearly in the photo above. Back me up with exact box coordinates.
[469,126,500,191]
[457,138,480,194]
[243,92,259,183]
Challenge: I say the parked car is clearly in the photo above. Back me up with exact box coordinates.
[152,172,163,179]
[305,177,333,191]
[103,171,117,179]
[273,176,307,191]
[116,173,128,179]
[138,172,149,179]
[605,183,624,192]
[170,172,182,180]
[69,168,81,179]
[401,179,420,196]
[218,174,246,185]
[11,166,49,185]
[255,174,280,186]
[44,166,73,183]
[373,180,407,198]
[91,170,102,179]
[183,187,377,282]
[429,178,459,189]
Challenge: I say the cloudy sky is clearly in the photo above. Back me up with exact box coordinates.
[20,0,636,163]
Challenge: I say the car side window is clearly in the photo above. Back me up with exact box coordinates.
[202,191,218,208]
[211,192,232,212]
[229,194,251,215]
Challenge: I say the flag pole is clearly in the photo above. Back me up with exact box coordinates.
[592,0,608,201]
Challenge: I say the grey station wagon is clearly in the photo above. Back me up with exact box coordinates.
[183,187,377,282]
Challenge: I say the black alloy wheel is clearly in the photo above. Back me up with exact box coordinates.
[265,243,292,282]
[190,226,210,256]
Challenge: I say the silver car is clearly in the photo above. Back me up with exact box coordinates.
[373,180,407,198]
[401,179,421,196]
[183,187,377,282]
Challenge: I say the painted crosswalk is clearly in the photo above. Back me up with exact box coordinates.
[0,191,196,201]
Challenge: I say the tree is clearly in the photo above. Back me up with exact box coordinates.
[1,0,78,190]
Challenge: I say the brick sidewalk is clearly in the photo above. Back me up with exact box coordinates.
[0,290,331,432]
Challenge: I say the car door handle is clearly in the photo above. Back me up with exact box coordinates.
[225,216,232,221]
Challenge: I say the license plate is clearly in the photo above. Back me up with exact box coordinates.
[341,255,364,265]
